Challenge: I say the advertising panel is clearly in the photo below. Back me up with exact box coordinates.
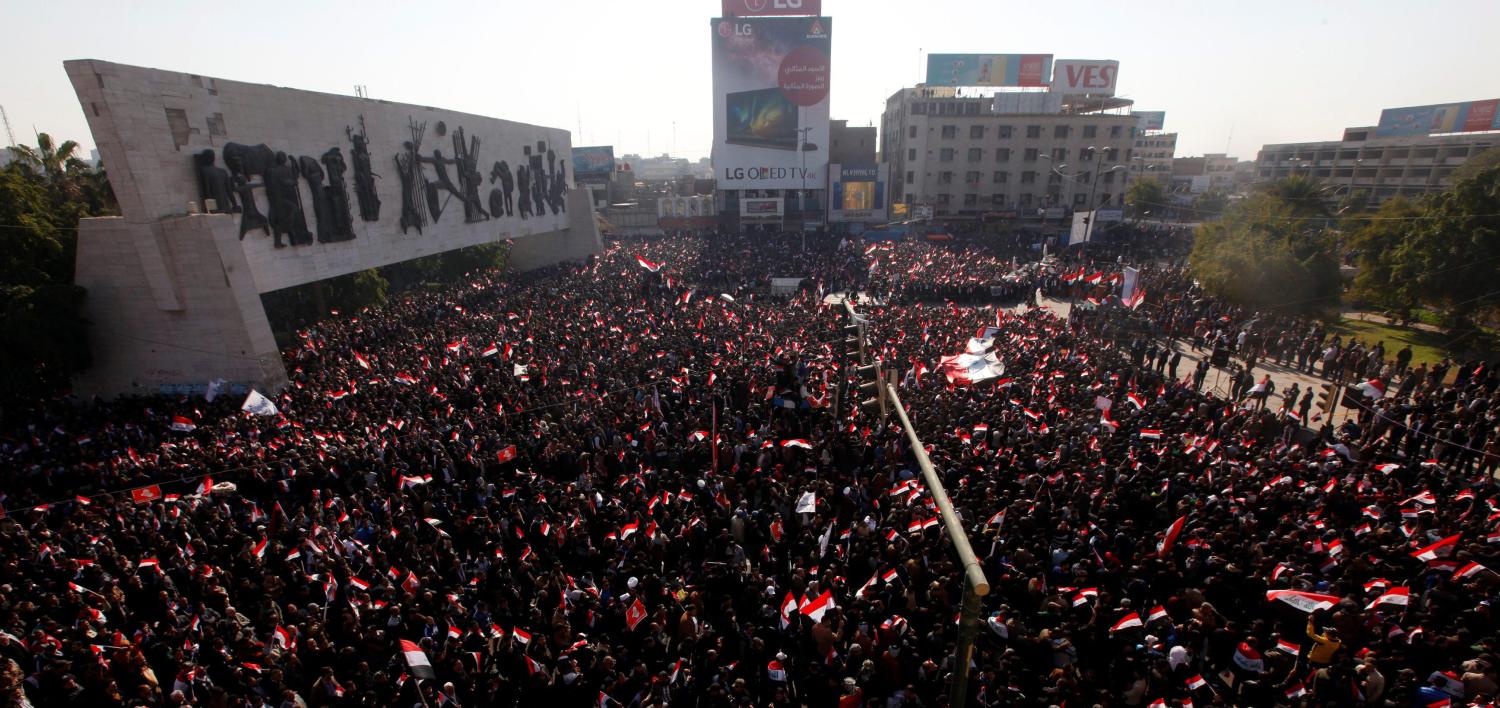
[712,16,832,190]
[1376,99,1500,137]
[925,54,1052,88]
[828,163,888,223]
[1132,111,1166,131]
[1051,59,1119,96]
[741,197,785,221]
[572,146,615,180]
[723,0,821,16]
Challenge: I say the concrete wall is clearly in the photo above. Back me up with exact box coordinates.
[63,60,600,398]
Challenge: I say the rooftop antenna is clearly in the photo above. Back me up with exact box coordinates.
[0,105,13,146]
[354,85,369,98]
[1225,123,1235,156]
[576,102,584,144]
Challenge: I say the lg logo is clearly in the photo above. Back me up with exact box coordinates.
[746,0,806,9]
[718,21,752,37]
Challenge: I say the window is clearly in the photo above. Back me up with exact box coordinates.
[1077,171,1092,184]
[967,148,983,162]
[941,125,958,139]
[965,171,981,184]
[996,148,1011,162]
[1020,171,1037,184]
[1083,125,1097,139]
[1102,171,1116,184]
[1026,125,1041,139]
[940,148,955,162]
[998,125,1013,139]
[1081,147,1095,162]
[908,126,917,138]
[1110,126,1122,138]
[1052,148,1067,162]
[990,194,1008,205]
[1024,148,1039,162]
[911,102,927,115]
[1019,193,1034,206]
[938,171,953,184]
[937,193,951,206]
[905,171,914,183]
[1073,193,1086,206]
[1104,148,1118,161]
[1048,173,1062,185]
[904,193,913,205]
[964,193,978,207]
[969,125,985,139]
[1054,125,1070,139]
[993,171,1008,184]
[907,148,916,160]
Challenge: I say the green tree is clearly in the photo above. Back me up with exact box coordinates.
[1452,146,1500,184]
[1192,189,1230,219]
[1257,175,1332,219]
[0,285,92,398]
[1348,196,1424,312]
[1394,165,1500,324]
[1126,177,1167,218]
[1189,193,1342,311]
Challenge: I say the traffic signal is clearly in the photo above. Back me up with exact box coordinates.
[857,361,887,419]
[1318,383,1338,416]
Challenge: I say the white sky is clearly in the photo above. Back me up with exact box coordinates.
[3,0,1498,163]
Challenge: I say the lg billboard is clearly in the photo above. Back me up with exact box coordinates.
[712,16,831,191]
[722,0,821,16]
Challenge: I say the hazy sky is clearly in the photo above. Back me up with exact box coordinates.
[4,0,1498,162]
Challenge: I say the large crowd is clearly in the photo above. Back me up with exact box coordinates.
[0,230,1496,708]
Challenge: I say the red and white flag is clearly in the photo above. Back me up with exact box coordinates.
[800,591,835,623]
[131,485,164,504]
[512,627,532,645]
[1411,534,1461,561]
[625,597,648,630]
[1148,605,1168,623]
[938,352,1004,385]
[400,639,436,680]
[1110,612,1143,632]
[1266,589,1341,613]
[1185,674,1207,690]
[170,416,197,432]
[1366,586,1409,610]
[1455,561,1488,579]
[781,439,813,450]
[1357,378,1386,399]
[495,445,518,464]
[1157,515,1186,556]
[634,255,662,272]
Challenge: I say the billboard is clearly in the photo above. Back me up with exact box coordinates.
[573,146,616,179]
[741,197,785,221]
[1133,111,1166,131]
[1051,59,1119,96]
[723,0,821,16]
[925,54,1052,88]
[828,163,888,223]
[1376,99,1500,137]
[712,16,831,190]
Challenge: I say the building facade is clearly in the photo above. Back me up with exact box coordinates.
[1131,131,1175,183]
[880,87,1139,217]
[1256,127,1498,207]
[830,120,878,165]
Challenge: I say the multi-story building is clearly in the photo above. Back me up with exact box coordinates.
[830,120,878,165]
[1171,153,1241,194]
[1256,127,1498,208]
[1131,131,1175,183]
[880,86,1139,217]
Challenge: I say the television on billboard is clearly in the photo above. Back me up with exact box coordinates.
[712,16,831,190]
[1051,60,1119,96]
[1376,99,1500,137]
[1133,111,1166,131]
[925,54,1052,88]
[723,0,821,16]
[828,163,888,223]
[573,146,615,178]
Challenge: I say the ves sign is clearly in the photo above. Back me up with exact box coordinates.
[1051,60,1120,96]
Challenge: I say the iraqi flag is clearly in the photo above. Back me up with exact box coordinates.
[1365,586,1409,610]
[1232,642,1264,672]
[495,445,518,464]
[1266,589,1341,613]
[1110,612,1143,632]
[400,639,436,680]
[800,591,835,623]
[766,660,787,682]
[131,485,164,504]
[634,255,662,272]
[1157,515,1186,556]
[1357,378,1386,399]
[938,352,1004,385]
[170,416,197,432]
[1411,533,1461,561]
[625,597,648,630]
[1454,561,1488,579]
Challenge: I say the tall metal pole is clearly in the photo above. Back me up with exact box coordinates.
[882,382,991,707]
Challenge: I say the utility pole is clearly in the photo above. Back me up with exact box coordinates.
[845,302,991,708]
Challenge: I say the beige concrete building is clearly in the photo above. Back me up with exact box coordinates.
[1256,127,1498,207]
[880,87,1139,216]
[1131,131,1175,183]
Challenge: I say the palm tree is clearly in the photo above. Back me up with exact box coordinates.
[1257,175,1331,219]
[7,133,92,202]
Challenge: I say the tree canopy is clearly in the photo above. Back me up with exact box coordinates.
[1189,191,1342,311]
[1125,177,1167,218]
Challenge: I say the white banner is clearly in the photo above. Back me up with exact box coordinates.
[1121,266,1139,303]
[1051,59,1120,96]
[242,389,279,416]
